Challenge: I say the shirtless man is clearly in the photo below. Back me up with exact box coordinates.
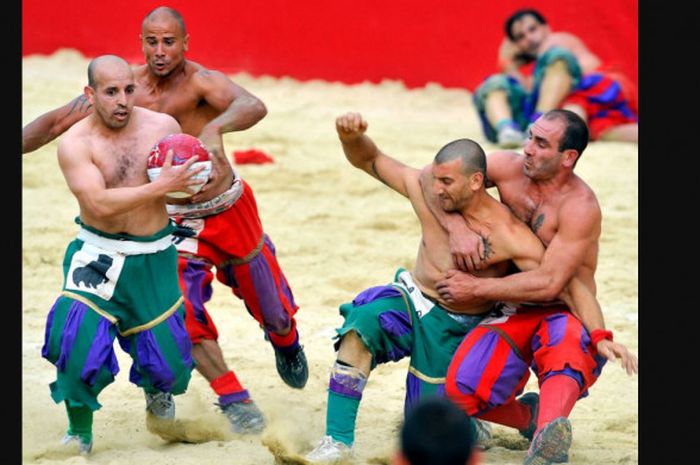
[40,55,201,455]
[305,112,632,463]
[23,6,308,434]
[475,8,638,147]
[420,110,637,464]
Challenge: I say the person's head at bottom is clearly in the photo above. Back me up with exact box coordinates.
[394,397,480,465]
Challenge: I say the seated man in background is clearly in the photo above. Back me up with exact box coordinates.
[474,8,638,147]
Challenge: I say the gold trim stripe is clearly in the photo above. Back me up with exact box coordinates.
[61,291,118,324]
[119,297,183,336]
[408,366,446,384]
[219,234,266,266]
[60,291,183,337]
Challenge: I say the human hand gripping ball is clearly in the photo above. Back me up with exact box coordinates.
[147,134,212,198]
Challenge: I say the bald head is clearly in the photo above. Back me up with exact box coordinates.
[87,55,132,88]
[142,6,186,36]
[434,138,486,176]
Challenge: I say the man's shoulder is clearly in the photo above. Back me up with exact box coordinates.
[133,106,179,130]
[186,60,228,81]
[559,177,601,221]
[487,150,524,179]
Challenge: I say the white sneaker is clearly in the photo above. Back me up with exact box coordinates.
[145,391,175,420]
[60,433,93,455]
[497,125,525,148]
[306,435,352,463]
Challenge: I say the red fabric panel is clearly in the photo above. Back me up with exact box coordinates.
[22,0,637,92]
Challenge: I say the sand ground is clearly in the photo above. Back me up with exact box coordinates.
[22,50,638,465]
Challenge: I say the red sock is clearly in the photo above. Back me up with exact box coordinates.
[210,371,245,396]
[477,399,532,431]
[536,375,579,434]
[268,318,298,348]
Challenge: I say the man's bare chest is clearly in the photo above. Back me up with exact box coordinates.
[94,140,149,188]
[499,189,558,239]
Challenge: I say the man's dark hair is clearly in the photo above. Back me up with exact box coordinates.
[434,138,486,177]
[400,397,476,465]
[142,6,187,36]
[505,8,547,41]
[543,109,589,161]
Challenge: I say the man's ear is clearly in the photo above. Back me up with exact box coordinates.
[84,86,95,105]
[561,149,579,168]
[470,171,485,190]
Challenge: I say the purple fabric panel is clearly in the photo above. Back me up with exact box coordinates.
[56,301,88,372]
[116,333,131,354]
[80,318,119,385]
[166,312,194,369]
[329,378,363,400]
[41,298,60,358]
[181,259,213,324]
[264,235,297,311]
[544,313,568,347]
[133,330,175,392]
[219,391,251,405]
[405,372,422,409]
[531,333,542,354]
[246,249,290,331]
[352,286,402,307]
[403,373,448,415]
[579,326,591,354]
[453,332,500,395]
[375,343,411,364]
[378,310,412,338]
[487,350,529,407]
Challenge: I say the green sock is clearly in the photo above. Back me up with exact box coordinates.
[65,400,93,444]
[325,390,360,446]
[495,118,516,131]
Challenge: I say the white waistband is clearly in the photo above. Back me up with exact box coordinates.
[393,270,436,319]
[77,227,173,255]
[166,170,244,219]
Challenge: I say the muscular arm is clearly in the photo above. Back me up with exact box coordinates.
[474,197,600,302]
[58,134,201,219]
[190,69,268,200]
[22,95,93,154]
[336,112,417,197]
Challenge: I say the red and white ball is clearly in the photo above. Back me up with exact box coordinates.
[147,133,212,198]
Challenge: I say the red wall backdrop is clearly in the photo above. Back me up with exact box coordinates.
[22,0,637,92]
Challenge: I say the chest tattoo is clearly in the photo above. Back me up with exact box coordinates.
[481,236,493,261]
[531,213,545,233]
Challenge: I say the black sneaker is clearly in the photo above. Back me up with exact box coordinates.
[518,392,540,442]
[274,345,309,389]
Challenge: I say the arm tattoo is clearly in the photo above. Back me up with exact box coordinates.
[68,95,92,115]
[481,236,493,261]
[531,213,545,233]
[371,160,390,187]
